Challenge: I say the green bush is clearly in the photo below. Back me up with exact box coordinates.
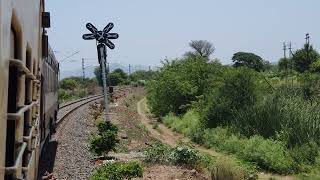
[201,67,262,128]
[144,143,171,163]
[90,120,119,156]
[97,119,118,134]
[162,113,178,128]
[147,56,221,116]
[211,157,257,180]
[196,127,298,174]
[144,143,212,170]
[169,146,200,167]
[220,134,246,154]
[290,142,319,171]
[58,89,73,102]
[144,142,171,164]
[240,136,293,174]
[202,127,230,149]
[60,78,78,90]
[90,131,119,156]
[90,161,144,180]
[163,110,206,144]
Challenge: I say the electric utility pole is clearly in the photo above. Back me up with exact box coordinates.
[288,42,294,86]
[283,42,288,82]
[306,33,310,64]
[82,22,119,121]
[82,58,85,81]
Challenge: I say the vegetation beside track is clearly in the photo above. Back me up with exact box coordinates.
[59,77,99,103]
[146,40,320,178]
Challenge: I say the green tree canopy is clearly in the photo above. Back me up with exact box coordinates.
[147,56,221,116]
[293,44,320,73]
[310,60,320,73]
[109,72,124,86]
[94,66,129,86]
[278,58,290,72]
[232,52,265,72]
[94,66,109,86]
[59,78,78,90]
[130,70,155,81]
[113,68,128,80]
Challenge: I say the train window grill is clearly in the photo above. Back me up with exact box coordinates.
[6,25,41,179]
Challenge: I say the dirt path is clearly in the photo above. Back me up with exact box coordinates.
[105,89,209,180]
[137,98,184,147]
[137,98,295,180]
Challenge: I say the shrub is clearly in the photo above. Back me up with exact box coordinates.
[211,157,257,180]
[240,136,293,174]
[290,142,319,171]
[144,142,171,164]
[201,68,262,128]
[169,146,200,167]
[90,161,144,180]
[202,127,230,149]
[220,134,246,154]
[144,143,212,170]
[90,120,119,156]
[90,131,119,156]
[163,110,205,144]
[146,56,221,117]
[58,89,73,102]
[162,113,178,128]
[60,79,78,90]
[97,119,118,134]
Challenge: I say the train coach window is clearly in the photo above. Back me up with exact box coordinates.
[25,49,32,104]
[24,49,33,137]
[6,26,20,169]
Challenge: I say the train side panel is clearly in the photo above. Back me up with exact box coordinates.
[0,0,45,179]
[40,48,59,149]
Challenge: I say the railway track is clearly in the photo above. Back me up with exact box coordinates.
[57,95,104,125]
[56,87,130,126]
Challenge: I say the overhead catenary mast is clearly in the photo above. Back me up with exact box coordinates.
[283,42,288,82]
[82,58,85,80]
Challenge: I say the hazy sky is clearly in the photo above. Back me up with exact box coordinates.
[46,0,320,72]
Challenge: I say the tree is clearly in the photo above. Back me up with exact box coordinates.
[310,60,320,73]
[293,44,320,73]
[94,66,110,86]
[109,72,123,86]
[278,58,290,72]
[185,40,215,59]
[113,68,127,80]
[147,56,221,116]
[232,52,265,72]
[59,78,78,90]
[130,70,155,81]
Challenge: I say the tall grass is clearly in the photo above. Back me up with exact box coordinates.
[234,88,320,147]
[163,110,201,137]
